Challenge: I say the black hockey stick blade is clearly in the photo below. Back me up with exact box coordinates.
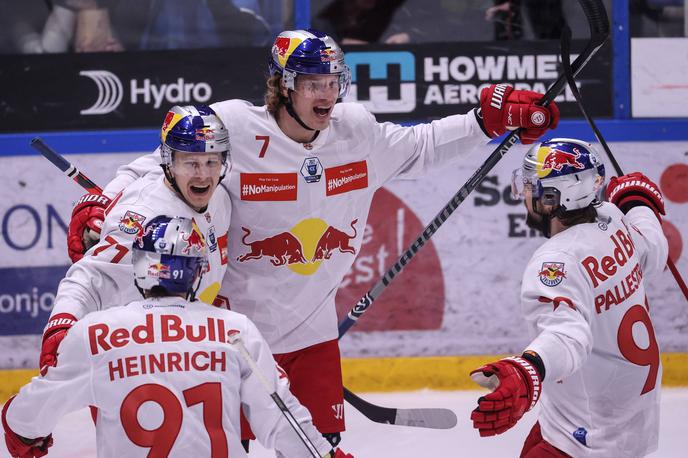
[343,387,457,429]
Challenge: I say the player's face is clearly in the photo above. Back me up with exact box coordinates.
[170,151,224,210]
[524,186,556,232]
[290,74,340,130]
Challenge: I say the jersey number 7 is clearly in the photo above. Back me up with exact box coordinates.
[121,382,227,457]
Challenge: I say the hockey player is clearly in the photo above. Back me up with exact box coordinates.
[469,139,668,457]
[2,216,350,458]
[39,105,232,377]
[65,29,560,447]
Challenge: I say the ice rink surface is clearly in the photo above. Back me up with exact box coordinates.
[2,388,686,457]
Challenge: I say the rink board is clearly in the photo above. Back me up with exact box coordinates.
[2,352,688,402]
[0,141,686,371]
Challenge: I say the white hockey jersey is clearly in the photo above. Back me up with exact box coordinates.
[521,202,669,457]
[103,101,490,352]
[7,296,333,457]
[53,174,231,320]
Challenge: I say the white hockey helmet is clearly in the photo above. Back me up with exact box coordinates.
[132,215,208,300]
[512,138,606,211]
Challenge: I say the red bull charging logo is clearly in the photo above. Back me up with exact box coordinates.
[539,262,567,287]
[237,218,359,275]
[182,219,206,255]
[540,147,585,173]
[147,263,171,279]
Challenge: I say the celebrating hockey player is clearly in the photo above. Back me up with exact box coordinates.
[3,216,350,458]
[40,105,232,377]
[469,139,668,457]
[65,29,560,447]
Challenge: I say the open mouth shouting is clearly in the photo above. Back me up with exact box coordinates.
[313,105,332,118]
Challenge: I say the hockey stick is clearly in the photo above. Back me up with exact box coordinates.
[344,387,457,429]
[338,0,610,337]
[30,137,102,193]
[28,138,455,431]
[336,0,608,429]
[228,333,323,458]
[560,26,688,302]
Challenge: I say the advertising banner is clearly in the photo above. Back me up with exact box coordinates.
[0,40,611,132]
[0,142,685,368]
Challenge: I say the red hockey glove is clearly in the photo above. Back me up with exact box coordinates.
[479,84,560,144]
[39,313,77,377]
[470,355,542,437]
[606,172,665,220]
[329,448,354,458]
[2,396,53,458]
[68,193,111,263]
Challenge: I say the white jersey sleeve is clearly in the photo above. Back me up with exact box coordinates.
[623,206,669,279]
[6,320,94,438]
[50,192,155,320]
[102,149,163,198]
[521,250,595,383]
[361,105,490,184]
[240,319,332,457]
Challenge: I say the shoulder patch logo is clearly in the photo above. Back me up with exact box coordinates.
[118,211,146,235]
[538,262,567,287]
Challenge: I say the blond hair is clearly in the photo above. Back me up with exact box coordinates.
[265,75,285,115]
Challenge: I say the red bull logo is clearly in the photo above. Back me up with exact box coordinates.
[320,48,337,62]
[541,148,585,172]
[183,219,206,255]
[147,262,171,279]
[161,111,175,133]
[273,37,291,58]
[312,219,357,262]
[118,211,146,235]
[134,224,155,248]
[237,218,359,275]
[539,262,567,287]
[195,127,215,141]
[237,227,307,266]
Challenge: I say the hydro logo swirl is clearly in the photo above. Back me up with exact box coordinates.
[79,70,124,115]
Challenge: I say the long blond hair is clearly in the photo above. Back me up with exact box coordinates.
[264,75,285,115]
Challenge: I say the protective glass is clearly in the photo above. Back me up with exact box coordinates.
[511,167,541,200]
[294,76,341,99]
[170,152,226,177]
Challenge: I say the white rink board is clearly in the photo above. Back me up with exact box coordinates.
[632,38,688,118]
[0,143,686,367]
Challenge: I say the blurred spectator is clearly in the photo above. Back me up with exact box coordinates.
[1,0,274,53]
[1,1,77,53]
[102,0,271,50]
[631,0,685,37]
[314,0,523,44]
[312,0,407,44]
[233,0,286,40]
[486,0,524,40]
[486,0,567,40]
